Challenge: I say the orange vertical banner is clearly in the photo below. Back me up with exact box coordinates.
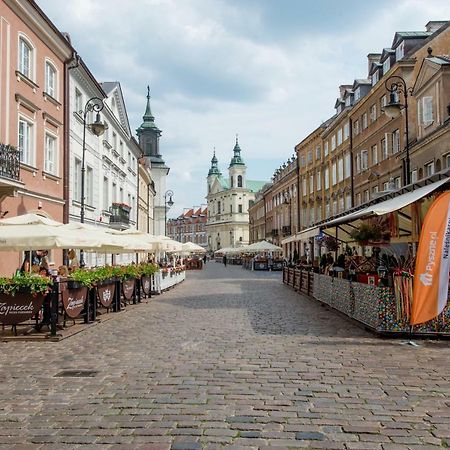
[411,191,450,325]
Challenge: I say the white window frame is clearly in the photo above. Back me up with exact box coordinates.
[331,135,336,151]
[324,141,329,156]
[392,129,400,154]
[45,59,57,99]
[371,144,378,166]
[86,166,94,206]
[309,175,314,194]
[344,122,349,140]
[383,57,391,74]
[425,161,435,177]
[337,128,343,146]
[344,153,351,178]
[44,132,57,175]
[422,96,434,126]
[74,157,82,202]
[75,88,83,115]
[18,35,34,80]
[324,168,329,190]
[362,113,368,129]
[332,162,337,185]
[18,115,35,166]
[316,172,321,191]
[361,150,368,171]
[338,157,344,182]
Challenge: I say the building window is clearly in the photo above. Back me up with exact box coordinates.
[362,113,368,129]
[372,185,379,197]
[354,88,361,101]
[361,150,368,170]
[395,41,404,60]
[325,203,330,218]
[356,154,361,173]
[421,96,434,126]
[316,172,321,191]
[332,200,338,215]
[309,174,314,194]
[86,167,94,206]
[18,38,33,79]
[324,142,329,157]
[324,168,329,190]
[363,190,369,203]
[238,204,243,213]
[217,201,221,214]
[411,170,418,183]
[371,144,378,166]
[332,162,337,185]
[44,133,57,174]
[103,177,109,210]
[446,154,450,168]
[354,120,360,135]
[75,89,83,114]
[119,140,124,157]
[338,157,343,182]
[383,57,390,74]
[380,95,387,110]
[112,132,117,150]
[372,70,379,86]
[302,178,307,195]
[370,104,377,122]
[337,128,343,146]
[343,122,349,140]
[315,145,321,160]
[45,61,56,98]
[425,161,435,177]
[74,158,82,202]
[331,135,336,151]
[345,193,352,209]
[237,175,243,187]
[112,182,117,202]
[392,129,400,154]
[18,118,33,165]
[356,193,361,206]
[344,153,351,178]
[301,155,305,167]
[381,137,388,160]
[394,177,401,189]
[119,187,124,203]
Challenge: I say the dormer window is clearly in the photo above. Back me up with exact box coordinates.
[354,88,361,101]
[383,57,391,74]
[395,42,404,60]
[372,70,379,86]
[336,104,342,114]
[345,96,352,107]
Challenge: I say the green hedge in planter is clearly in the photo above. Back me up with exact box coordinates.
[0,272,52,297]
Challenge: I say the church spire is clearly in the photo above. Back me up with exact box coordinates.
[229,134,245,167]
[138,86,159,131]
[208,148,221,176]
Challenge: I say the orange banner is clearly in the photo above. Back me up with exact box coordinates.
[411,191,450,325]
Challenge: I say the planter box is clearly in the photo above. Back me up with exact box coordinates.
[62,286,88,318]
[97,283,115,308]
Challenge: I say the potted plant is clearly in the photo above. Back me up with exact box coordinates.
[0,272,52,297]
[321,235,339,252]
[350,222,386,246]
[68,269,96,289]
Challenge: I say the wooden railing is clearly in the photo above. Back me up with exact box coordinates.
[283,267,313,296]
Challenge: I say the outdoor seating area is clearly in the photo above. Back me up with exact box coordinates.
[282,177,450,337]
[0,213,194,340]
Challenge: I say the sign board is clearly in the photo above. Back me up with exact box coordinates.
[0,292,45,325]
[62,287,87,318]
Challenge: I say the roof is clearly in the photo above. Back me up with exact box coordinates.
[428,55,450,65]
[392,31,432,48]
[247,180,268,193]
[218,176,229,190]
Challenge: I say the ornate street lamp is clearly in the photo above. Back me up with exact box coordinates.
[79,97,106,267]
[383,75,413,186]
[164,190,174,236]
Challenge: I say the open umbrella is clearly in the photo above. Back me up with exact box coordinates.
[244,240,283,253]
[181,242,206,254]
[0,213,62,226]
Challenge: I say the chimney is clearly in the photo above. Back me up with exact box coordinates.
[367,53,381,74]
[339,84,352,99]
[425,21,448,33]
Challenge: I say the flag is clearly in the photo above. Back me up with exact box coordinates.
[411,191,450,325]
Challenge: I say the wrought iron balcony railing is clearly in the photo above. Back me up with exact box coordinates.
[0,144,20,181]
[109,202,131,226]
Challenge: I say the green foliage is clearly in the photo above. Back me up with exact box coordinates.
[350,222,382,244]
[0,272,52,297]
[139,263,159,277]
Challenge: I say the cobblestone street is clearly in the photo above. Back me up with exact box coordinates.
[0,263,449,449]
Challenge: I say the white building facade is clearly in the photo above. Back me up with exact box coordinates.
[68,61,146,265]
[206,139,267,251]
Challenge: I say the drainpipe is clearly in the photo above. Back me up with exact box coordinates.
[349,117,354,207]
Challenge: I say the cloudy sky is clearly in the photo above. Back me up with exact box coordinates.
[40,0,450,217]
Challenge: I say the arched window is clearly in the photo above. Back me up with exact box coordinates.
[45,61,57,98]
[237,175,243,187]
[18,37,33,79]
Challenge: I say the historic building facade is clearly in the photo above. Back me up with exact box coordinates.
[0,0,72,274]
[206,139,267,251]
[167,206,207,247]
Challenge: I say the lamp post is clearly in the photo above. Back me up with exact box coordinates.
[164,190,174,236]
[79,97,106,267]
[284,192,292,259]
[383,75,413,186]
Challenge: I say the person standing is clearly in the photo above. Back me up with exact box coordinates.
[223,254,227,267]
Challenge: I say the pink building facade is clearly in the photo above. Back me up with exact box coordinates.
[0,0,72,274]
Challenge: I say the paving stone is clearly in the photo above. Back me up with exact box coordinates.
[295,431,325,440]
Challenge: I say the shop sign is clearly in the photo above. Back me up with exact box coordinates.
[141,277,151,295]
[122,279,135,300]
[62,287,87,318]
[97,284,115,308]
[0,292,45,325]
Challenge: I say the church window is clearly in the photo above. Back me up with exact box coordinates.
[238,204,243,213]
[237,175,243,187]
[230,177,233,187]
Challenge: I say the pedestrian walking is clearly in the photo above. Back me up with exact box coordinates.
[223,255,227,267]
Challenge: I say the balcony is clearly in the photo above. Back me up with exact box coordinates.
[0,144,23,201]
[109,202,131,229]
[282,225,291,236]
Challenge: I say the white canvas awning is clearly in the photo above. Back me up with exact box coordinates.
[281,227,320,245]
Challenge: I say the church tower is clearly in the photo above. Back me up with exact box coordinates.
[136,86,169,235]
[228,135,246,189]
[207,150,221,193]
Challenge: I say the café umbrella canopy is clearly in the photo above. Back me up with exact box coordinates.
[0,213,63,226]
[181,242,206,254]
[244,240,283,253]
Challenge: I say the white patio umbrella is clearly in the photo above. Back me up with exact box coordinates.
[0,223,105,251]
[244,240,283,253]
[181,242,206,254]
[0,213,62,226]
[154,235,183,252]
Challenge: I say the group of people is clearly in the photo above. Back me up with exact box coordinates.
[19,249,80,278]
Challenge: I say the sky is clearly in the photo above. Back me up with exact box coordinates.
[39,0,450,217]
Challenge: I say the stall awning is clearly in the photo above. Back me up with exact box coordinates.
[281,226,321,245]
[323,177,449,229]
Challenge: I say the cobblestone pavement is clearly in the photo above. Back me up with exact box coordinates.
[0,263,449,450]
